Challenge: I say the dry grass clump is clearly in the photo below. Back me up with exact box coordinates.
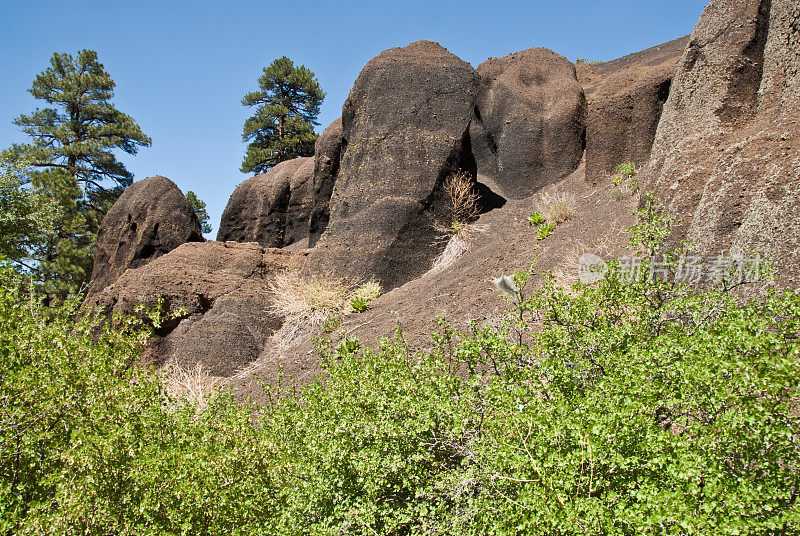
[348,281,382,313]
[162,362,220,413]
[269,272,382,343]
[445,170,480,231]
[269,272,348,334]
[430,171,485,272]
[538,191,577,224]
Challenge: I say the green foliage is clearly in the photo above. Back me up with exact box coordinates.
[241,56,325,174]
[612,161,639,200]
[575,58,603,65]
[0,154,56,268]
[527,211,545,227]
[185,190,212,234]
[5,50,151,298]
[348,281,382,313]
[3,201,799,534]
[536,221,556,240]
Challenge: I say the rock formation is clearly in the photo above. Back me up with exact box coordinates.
[217,157,315,248]
[643,0,800,287]
[309,117,344,247]
[85,242,299,376]
[86,176,203,297]
[580,36,688,183]
[470,48,586,199]
[304,40,479,289]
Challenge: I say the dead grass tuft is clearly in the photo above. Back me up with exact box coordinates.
[269,271,348,341]
[538,191,577,224]
[269,272,382,344]
[445,170,480,230]
[431,223,487,273]
[162,362,220,413]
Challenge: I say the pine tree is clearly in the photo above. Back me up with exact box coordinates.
[7,50,151,298]
[241,57,325,174]
[186,191,212,234]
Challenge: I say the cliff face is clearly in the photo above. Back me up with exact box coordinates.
[644,0,800,289]
[86,0,800,396]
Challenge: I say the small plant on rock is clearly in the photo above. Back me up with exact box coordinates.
[537,221,556,240]
[611,161,639,200]
[527,211,546,227]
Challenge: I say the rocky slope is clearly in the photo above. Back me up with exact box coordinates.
[85,0,800,399]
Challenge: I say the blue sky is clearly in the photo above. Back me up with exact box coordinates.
[1,0,707,237]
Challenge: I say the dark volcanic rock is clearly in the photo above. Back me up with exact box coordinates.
[85,241,299,376]
[87,176,203,298]
[581,36,688,183]
[644,0,800,287]
[309,117,344,247]
[470,48,585,199]
[284,158,315,247]
[304,40,478,289]
[217,157,312,248]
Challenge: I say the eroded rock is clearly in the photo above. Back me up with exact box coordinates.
[87,176,203,298]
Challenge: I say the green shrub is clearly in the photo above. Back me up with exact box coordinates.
[2,197,799,534]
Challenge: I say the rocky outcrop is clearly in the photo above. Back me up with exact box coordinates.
[581,36,688,183]
[644,0,800,287]
[87,176,203,298]
[217,157,314,248]
[284,158,315,247]
[85,242,299,376]
[304,40,479,289]
[470,48,585,199]
[309,117,344,247]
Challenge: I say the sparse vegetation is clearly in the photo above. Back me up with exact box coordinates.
[539,190,576,224]
[528,190,575,240]
[612,161,639,200]
[432,171,483,272]
[445,170,480,231]
[348,281,382,313]
[575,57,603,65]
[527,211,546,226]
[269,272,381,340]
[536,221,556,240]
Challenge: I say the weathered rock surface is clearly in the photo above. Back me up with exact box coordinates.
[581,36,688,183]
[86,241,299,376]
[644,0,800,287]
[87,176,203,298]
[217,157,314,248]
[470,48,585,199]
[309,117,344,247]
[304,40,479,289]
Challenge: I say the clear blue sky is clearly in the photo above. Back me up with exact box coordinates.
[1,0,707,237]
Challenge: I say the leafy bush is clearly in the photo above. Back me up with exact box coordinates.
[0,264,279,534]
[2,198,799,534]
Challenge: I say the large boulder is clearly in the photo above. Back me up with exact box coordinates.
[217,157,314,248]
[304,40,479,289]
[85,241,298,376]
[581,36,688,183]
[470,48,585,199]
[309,117,344,247]
[644,0,800,287]
[87,176,203,298]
